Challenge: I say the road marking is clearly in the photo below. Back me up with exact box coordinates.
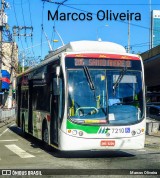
[0,139,18,142]
[0,128,9,137]
[137,149,146,152]
[5,144,35,158]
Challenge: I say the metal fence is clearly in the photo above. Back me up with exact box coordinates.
[0,108,16,122]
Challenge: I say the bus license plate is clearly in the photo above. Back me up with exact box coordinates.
[100,140,115,146]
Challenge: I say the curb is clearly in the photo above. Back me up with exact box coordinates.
[0,117,15,128]
[145,131,160,149]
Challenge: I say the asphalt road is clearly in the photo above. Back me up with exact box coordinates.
[0,121,160,177]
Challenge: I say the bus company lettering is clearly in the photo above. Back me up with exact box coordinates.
[75,58,131,67]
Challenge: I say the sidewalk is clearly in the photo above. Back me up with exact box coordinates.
[145,131,160,148]
[0,116,15,128]
[0,108,16,128]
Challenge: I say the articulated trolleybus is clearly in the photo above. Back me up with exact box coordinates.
[16,41,146,151]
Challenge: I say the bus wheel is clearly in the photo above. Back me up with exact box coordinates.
[43,128,48,143]
[43,126,49,144]
[42,125,51,151]
[22,120,25,133]
[22,119,27,137]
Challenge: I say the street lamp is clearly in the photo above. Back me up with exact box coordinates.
[96,24,109,41]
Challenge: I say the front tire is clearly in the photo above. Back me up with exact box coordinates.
[21,116,26,136]
[43,126,49,144]
[42,124,51,151]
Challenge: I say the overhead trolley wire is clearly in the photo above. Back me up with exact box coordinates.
[51,0,69,49]
[28,0,35,57]
[41,1,45,58]
[44,0,160,52]
[21,0,29,49]
[13,0,24,50]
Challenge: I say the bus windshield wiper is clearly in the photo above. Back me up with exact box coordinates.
[113,67,127,95]
[83,66,95,90]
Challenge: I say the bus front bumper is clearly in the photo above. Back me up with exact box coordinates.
[59,130,145,151]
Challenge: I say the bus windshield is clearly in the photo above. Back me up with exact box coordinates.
[67,69,143,125]
[68,69,107,124]
[107,70,143,125]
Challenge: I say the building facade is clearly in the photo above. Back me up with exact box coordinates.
[151,10,160,48]
[0,42,18,107]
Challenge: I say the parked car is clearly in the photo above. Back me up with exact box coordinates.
[147,104,160,121]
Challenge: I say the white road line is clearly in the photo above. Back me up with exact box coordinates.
[5,144,35,158]
[137,149,146,152]
[0,139,18,142]
[0,128,9,137]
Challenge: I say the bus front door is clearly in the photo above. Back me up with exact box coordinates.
[50,78,59,146]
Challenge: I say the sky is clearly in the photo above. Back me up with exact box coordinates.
[4,0,160,65]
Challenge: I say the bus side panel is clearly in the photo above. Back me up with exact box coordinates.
[32,110,50,140]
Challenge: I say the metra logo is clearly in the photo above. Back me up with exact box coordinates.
[98,127,110,134]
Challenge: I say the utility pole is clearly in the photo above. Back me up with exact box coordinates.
[149,0,152,49]
[127,14,130,53]
[13,26,33,37]
[0,0,5,105]
[13,26,33,73]
[0,0,4,93]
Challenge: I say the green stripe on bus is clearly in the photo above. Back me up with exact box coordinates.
[67,120,100,134]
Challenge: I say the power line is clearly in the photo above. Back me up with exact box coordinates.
[41,1,45,58]
[12,0,19,26]
[55,4,160,6]
[44,0,160,34]
[10,0,28,6]
[21,0,26,26]
[21,0,29,49]
[28,0,33,26]
[42,1,160,6]
[50,0,69,49]
[27,0,35,57]
[43,0,160,53]
[13,0,24,50]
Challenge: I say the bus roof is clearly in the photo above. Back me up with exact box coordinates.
[18,41,135,77]
[45,40,126,60]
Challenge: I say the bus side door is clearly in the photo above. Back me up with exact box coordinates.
[50,76,59,145]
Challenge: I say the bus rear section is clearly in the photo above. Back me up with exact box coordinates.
[59,52,146,151]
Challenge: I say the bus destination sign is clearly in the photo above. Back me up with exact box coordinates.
[74,58,131,68]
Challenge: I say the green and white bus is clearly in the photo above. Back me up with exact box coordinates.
[16,40,146,151]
